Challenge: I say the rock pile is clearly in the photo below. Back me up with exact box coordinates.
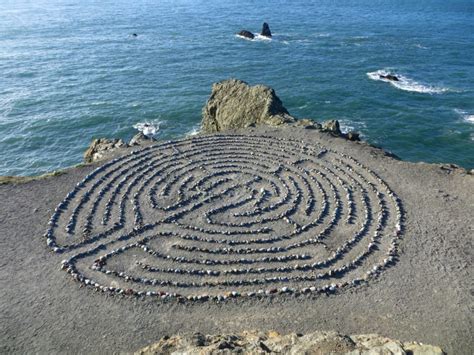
[83,133,156,164]
[136,330,445,354]
[83,138,127,164]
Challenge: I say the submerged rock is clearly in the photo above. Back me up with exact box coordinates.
[201,79,296,133]
[380,74,399,82]
[261,22,272,38]
[136,330,445,355]
[83,138,127,163]
[237,30,254,39]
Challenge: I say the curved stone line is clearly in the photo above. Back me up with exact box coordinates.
[46,134,404,301]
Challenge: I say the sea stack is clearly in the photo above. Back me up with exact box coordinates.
[261,22,272,38]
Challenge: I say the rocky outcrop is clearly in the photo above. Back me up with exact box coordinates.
[237,30,255,39]
[136,330,445,355]
[321,119,342,136]
[83,138,127,163]
[201,79,296,133]
[295,118,321,129]
[129,132,156,146]
[83,132,158,163]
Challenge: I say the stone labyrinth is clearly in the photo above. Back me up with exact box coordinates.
[45,134,404,301]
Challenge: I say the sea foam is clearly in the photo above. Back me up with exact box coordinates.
[367,69,450,94]
[454,109,474,124]
[133,121,161,137]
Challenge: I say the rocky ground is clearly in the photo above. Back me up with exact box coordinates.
[136,330,444,354]
[0,80,472,354]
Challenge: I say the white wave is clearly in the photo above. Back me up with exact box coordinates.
[254,34,272,41]
[339,120,366,136]
[367,69,450,94]
[235,34,272,42]
[454,109,474,124]
[186,125,201,137]
[414,43,428,49]
[133,120,161,137]
[235,34,254,41]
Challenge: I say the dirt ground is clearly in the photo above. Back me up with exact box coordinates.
[0,126,472,354]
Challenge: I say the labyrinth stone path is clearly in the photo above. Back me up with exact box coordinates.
[44,134,404,301]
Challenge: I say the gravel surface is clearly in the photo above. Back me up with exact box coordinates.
[0,126,472,354]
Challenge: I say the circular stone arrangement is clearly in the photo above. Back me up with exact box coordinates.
[44,134,404,301]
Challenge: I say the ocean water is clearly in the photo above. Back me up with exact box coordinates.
[1,0,473,176]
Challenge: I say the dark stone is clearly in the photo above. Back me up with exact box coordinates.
[217,341,234,350]
[261,22,272,38]
[237,30,255,39]
[379,74,399,82]
[191,333,207,347]
[132,33,138,37]
[346,131,360,141]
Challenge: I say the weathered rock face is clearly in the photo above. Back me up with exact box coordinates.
[322,119,342,136]
[83,138,127,163]
[261,22,272,37]
[201,79,296,133]
[295,118,322,129]
[237,30,254,39]
[136,330,445,355]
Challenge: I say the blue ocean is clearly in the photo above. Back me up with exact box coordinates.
[1,0,473,176]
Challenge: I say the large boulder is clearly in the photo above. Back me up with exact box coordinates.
[201,79,295,133]
[83,138,127,163]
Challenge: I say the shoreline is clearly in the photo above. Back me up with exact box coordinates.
[1,123,471,185]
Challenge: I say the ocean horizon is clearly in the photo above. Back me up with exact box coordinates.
[1,0,473,175]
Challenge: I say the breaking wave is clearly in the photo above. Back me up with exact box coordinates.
[133,120,162,137]
[367,69,451,94]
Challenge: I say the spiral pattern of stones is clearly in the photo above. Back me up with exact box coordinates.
[44,134,404,301]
